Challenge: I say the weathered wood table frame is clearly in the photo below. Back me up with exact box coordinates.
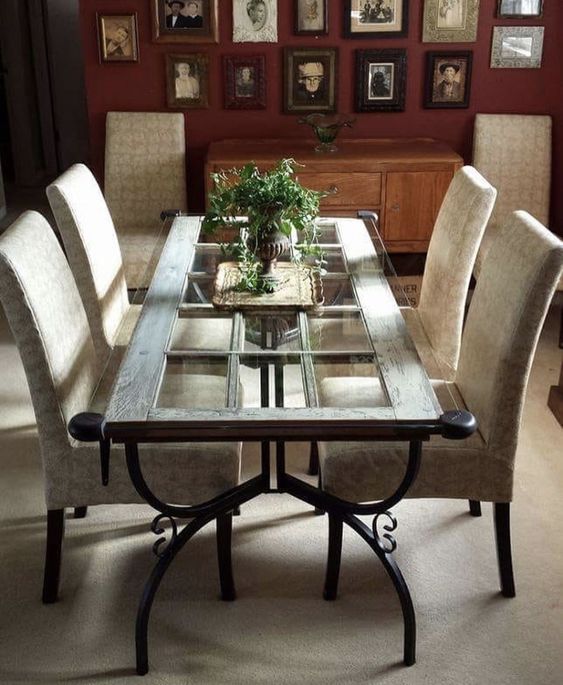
[70,215,475,676]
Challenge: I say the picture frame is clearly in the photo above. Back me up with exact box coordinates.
[233,0,278,43]
[151,0,218,44]
[422,0,480,43]
[283,47,338,114]
[497,0,544,18]
[166,53,209,108]
[424,51,472,108]
[97,13,139,63]
[223,55,267,110]
[490,26,544,68]
[343,0,409,39]
[355,49,407,112]
[294,0,328,35]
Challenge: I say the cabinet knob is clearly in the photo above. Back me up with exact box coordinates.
[328,185,338,195]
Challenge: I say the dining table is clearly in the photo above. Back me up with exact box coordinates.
[69,211,476,676]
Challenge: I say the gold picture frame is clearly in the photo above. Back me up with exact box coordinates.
[97,13,139,63]
[422,0,480,43]
[151,0,219,43]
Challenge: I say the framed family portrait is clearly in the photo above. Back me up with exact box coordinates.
[422,0,480,43]
[424,51,472,108]
[97,13,139,63]
[497,0,543,18]
[355,49,406,112]
[490,26,544,68]
[283,47,338,114]
[223,55,266,110]
[151,0,218,43]
[233,0,278,43]
[166,53,209,108]
[294,0,328,35]
[343,0,408,39]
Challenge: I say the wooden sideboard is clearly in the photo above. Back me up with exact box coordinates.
[205,138,463,252]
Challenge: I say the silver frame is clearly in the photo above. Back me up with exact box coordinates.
[490,26,544,69]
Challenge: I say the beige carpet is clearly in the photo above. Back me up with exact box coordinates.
[0,304,562,685]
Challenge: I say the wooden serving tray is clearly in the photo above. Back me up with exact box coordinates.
[212,261,324,311]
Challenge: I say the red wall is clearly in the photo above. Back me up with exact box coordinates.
[79,0,563,235]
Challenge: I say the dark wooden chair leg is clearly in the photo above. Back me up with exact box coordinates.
[494,502,516,598]
[73,506,88,519]
[216,513,236,601]
[323,513,343,600]
[42,509,65,604]
[308,442,319,476]
[469,500,482,516]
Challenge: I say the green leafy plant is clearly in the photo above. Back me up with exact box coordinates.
[202,158,327,293]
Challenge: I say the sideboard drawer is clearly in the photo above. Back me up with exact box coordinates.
[297,172,382,207]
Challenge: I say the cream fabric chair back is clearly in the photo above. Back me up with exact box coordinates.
[472,114,551,276]
[0,211,100,455]
[417,166,496,379]
[104,112,187,230]
[47,164,129,362]
[456,210,562,458]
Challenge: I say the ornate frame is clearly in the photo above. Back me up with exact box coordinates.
[490,26,544,68]
[344,0,408,39]
[151,0,219,44]
[166,53,209,109]
[223,55,267,110]
[283,47,338,114]
[424,51,473,109]
[355,49,407,112]
[294,0,329,36]
[497,0,544,18]
[422,0,480,43]
[97,13,139,63]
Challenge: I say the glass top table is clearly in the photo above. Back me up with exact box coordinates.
[72,212,475,676]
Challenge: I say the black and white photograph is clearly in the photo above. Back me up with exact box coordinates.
[166,53,209,108]
[284,47,337,113]
[151,0,218,43]
[344,0,408,38]
[422,0,480,43]
[424,51,472,108]
[294,0,328,35]
[355,48,406,111]
[497,0,543,17]
[233,0,278,43]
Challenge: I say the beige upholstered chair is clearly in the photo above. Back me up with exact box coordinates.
[47,163,230,364]
[319,211,563,597]
[104,112,188,289]
[0,211,240,603]
[401,166,496,381]
[472,114,551,280]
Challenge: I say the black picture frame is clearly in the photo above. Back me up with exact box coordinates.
[223,55,267,110]
[424,51,473,109]
[355,49,407,112]
[497,0,544,18]
[294,0,329,35]
[283,47,338,114]
[344,0,409,39]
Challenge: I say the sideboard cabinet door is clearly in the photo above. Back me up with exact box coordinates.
[383,171,454,251]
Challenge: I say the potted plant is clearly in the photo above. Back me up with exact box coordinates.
[202,158,326,293]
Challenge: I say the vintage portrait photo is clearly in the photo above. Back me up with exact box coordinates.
[224,55,266,109]
[490,26,544,68]
[294,0,328,35]
[424,52,472,108]
[97,14,139,63]
[284,48,337,113]
[151,0,218,43]
[233,0,278,43]
[166,53,209,108]
[497,0,543,17]
[422,0,480,43]
[356,49,406,111]
[344,0,408,38]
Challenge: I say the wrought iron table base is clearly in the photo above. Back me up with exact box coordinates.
[124,438,422,676]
